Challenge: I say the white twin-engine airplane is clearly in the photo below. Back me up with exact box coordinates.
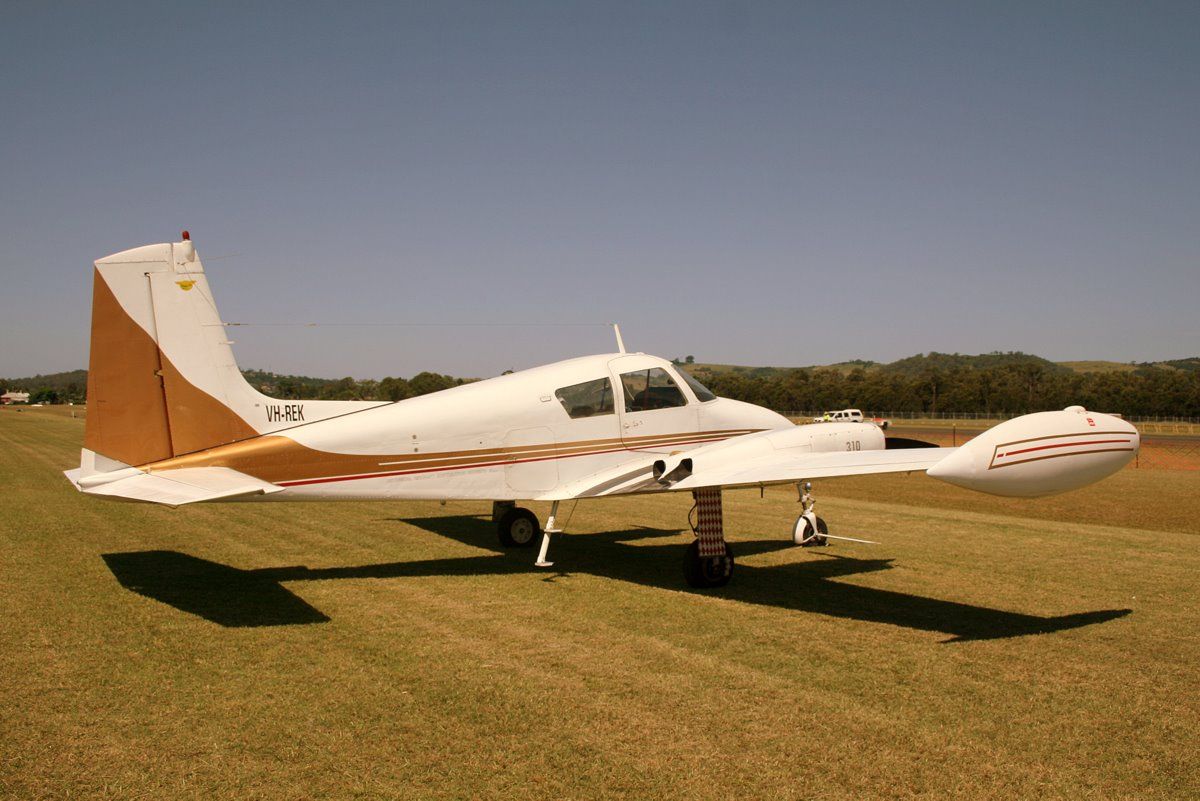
[67,236,1141,587]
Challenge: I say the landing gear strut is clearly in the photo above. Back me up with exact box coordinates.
[494,501,539,548]
[685,488,734,588]
[792,482,828,546]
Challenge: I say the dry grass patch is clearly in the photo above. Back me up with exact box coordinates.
[2,411,1198,799]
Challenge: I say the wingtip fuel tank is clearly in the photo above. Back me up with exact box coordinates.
[927,407,1139,497]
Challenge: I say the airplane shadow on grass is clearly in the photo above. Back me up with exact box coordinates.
[102,515,1130,642]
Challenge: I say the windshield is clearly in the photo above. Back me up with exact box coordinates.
[674,367,716,402]
[620,367,687,412]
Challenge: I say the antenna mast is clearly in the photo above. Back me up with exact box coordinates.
[613,323,627,354]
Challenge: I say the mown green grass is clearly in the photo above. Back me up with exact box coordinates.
[2,407,1198,800]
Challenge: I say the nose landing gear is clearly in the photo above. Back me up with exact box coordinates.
[792,482,828,547]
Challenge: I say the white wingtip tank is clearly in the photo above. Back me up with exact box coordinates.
[927,406,1139,497]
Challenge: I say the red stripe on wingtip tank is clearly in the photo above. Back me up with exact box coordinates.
[997,438,1133,459]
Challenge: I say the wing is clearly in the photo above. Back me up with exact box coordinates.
[65,466,283,507]
[540,428,954,500]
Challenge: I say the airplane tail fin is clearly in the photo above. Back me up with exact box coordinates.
[82,234,379,471]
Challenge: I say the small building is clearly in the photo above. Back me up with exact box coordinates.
[1,391,30,405]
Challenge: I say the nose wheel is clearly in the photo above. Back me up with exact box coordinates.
[792,514,828,546]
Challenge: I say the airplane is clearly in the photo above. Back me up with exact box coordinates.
[65,234,1141,588]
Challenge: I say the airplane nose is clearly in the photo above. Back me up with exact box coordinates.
[704,398,792,431]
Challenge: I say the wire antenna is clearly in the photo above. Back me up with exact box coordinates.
[207,321,615,328]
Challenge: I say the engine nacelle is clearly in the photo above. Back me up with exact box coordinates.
[927,407,1139,497]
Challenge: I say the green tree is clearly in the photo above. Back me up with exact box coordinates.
[31,387,60,404]
[378,377,412,402]
[409,372,456,397]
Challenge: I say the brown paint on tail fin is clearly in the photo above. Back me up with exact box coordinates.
[84,268,174,466]
[159,357,258,456]
[84,267,260,466]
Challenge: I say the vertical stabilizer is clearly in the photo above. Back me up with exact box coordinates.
[83,236,384,467]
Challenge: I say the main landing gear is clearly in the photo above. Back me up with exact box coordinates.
[792,481,828,547]
[685,488,734,588]
[493,501,539,548]
[492,501,562,568]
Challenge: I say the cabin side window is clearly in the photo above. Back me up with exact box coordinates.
[555,377,615,419]
[620,367,687,412]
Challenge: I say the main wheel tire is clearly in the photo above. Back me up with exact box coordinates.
[683,539,735,588]
[497,507,540,548]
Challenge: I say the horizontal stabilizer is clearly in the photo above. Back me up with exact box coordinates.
[64,466,282,507]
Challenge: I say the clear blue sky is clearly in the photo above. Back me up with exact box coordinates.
[2,2,1197,379]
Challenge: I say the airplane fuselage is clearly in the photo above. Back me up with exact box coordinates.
[144,352,877,501]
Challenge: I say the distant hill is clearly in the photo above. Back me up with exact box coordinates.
[1058,361,1138,374]
[876,351,1064,376]
[1154,357,1200,373]
[684,352,1200,378]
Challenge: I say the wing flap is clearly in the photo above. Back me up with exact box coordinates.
[64,466,282,507]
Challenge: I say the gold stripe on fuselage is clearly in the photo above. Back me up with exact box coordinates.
[144,428,761,485]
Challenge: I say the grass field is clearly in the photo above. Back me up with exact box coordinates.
[2,407,1198,799]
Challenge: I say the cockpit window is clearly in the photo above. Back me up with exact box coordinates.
[674,367,717,402]
[620,367,687,412]
[555,377,615,419]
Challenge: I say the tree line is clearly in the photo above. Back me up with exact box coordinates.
[245,370,471,401]
[5,353,1199,417]
[693,362,1200,418]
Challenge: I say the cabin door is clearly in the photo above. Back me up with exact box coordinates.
[608,357,699,452]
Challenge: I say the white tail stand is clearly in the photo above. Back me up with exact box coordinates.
[536,500,562,567]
